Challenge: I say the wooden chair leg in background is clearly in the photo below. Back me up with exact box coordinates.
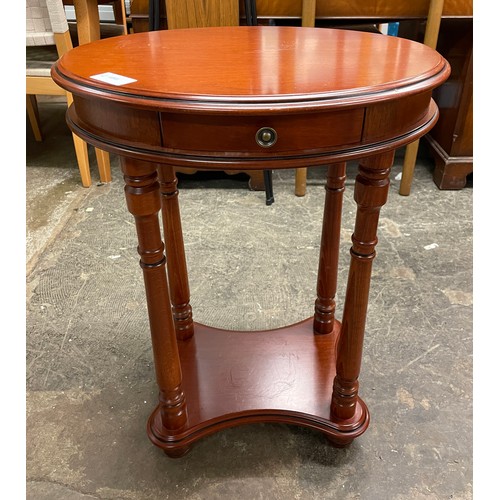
[26,95,43,142]
[294,0,316,197]
[71,132,92,187]
[95,148,112,183]
[70,1,115,184]
[112,0,128,34]
[67,91,109,186]
[66,91,112,185]
[73,0,101,45]
[399,0,444,195]
[26,2,113,189]
[399,140,420,195]
[295,168,307,197]
[26,89,93,188]
[301,0,316,29]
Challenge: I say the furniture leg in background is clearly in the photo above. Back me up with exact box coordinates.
[26,0,111,187]
[72,0,100,43]
[294,0,317,197]
[71,0,117,182]
[399,0,444,195]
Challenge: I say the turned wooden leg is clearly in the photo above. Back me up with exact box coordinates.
[330,151,394,444]
[121,158,188,453]
[314,163,346,335]
[158,165,194,340]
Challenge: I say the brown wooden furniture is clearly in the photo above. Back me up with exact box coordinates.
[63,0,127,44]
[244,0,472,21]
[60,0,130,185]
[130,0,166,32]
[52,26,449,456]
[425,17,472,189]
[26,0,111,187]
[398,0,444,195]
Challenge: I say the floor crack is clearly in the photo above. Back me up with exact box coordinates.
[27,478,102,499]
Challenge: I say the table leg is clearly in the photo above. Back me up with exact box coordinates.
[314,162,346,335]
[121,158,188,453]
[158,165,194,340]
[330,151,394,444]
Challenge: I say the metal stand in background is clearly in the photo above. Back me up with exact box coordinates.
[149,0,160,31]
[263,170,274,205]
[244,0,257,25]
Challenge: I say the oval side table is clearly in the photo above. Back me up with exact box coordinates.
[52,26,450,458]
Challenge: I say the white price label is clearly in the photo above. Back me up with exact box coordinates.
[90,72,137,86]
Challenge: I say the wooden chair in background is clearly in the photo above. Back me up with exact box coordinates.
[63,0,127,44]
[399,0,444,195]
[26,0,112,187]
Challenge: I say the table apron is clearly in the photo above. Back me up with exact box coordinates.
[68,93,437,169]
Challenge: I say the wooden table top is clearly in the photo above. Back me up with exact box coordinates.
[53,26,449,113]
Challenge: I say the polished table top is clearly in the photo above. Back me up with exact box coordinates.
[53,26,448,112]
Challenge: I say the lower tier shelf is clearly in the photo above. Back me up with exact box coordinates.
[147,318,369,455]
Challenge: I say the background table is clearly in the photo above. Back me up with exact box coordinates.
[52,26,449,457]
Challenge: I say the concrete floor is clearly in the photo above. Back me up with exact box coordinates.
[26,96,473,499]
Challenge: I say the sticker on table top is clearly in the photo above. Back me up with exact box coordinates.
[90,72,137,86]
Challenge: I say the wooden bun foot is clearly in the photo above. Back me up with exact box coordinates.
[325,435,353,448]
[163,445,192,458]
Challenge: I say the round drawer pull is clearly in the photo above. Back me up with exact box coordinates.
[256,127,277,148]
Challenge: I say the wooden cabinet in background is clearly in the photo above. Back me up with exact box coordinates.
[243,0,472,20]
[426,18,473,189]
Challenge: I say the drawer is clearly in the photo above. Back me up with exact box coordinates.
[160,109,364,157]
[73,96,162,149]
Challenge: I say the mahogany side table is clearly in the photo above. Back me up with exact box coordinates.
[52,26,449,457]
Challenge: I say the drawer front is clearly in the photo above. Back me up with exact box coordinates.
[160,109,364,157]
[362,91,433,143]
[73,96,162,149]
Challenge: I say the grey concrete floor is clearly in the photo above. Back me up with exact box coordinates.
[26,96,473,499]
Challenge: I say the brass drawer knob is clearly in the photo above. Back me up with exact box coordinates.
[256,127,277,148]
